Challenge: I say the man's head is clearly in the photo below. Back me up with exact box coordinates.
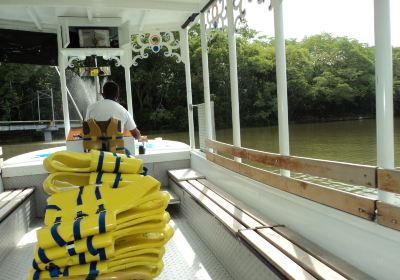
[102,81,119,101]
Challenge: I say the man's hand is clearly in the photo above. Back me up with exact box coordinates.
[139,135,148,142]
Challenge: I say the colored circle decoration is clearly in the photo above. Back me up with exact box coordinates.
[150,34,161,46]
[152,45,160,53]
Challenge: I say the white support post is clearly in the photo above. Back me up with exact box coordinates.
[57,27,70,139]
[273,0,290,177]
[200,13,213,143]
[122,44,134,116]
[180,28,196,149]
[374,0,395,203]
[227,0,242,162]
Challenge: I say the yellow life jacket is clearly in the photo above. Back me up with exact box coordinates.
[37,198,170,249]
[43,183,165,226]
[29,258,163,279]
[44,150,142,174]
[43,172,153,195]
[33,224,173,269]
[83,118,126,154]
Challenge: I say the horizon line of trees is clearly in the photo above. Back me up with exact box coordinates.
[0,24,399,132]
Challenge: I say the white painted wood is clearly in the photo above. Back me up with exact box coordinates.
[0,0,200,12]
[60,48,123,57]
[122,44,134,116]
[57,27,70,139]
[272,0,290,177]
[226,0,241,162]
[374,0,395,204]
[190,151,400,280]
[25,7,42,31]
[200,13,213,143]
[180,28,196,149]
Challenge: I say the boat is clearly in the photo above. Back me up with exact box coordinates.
[0,0,399,279]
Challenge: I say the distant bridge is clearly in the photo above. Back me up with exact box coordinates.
[0,120,82,141]
[0,120,81,132]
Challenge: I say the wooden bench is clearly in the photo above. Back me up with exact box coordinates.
[168,168,373,280]
[0,188,34,262]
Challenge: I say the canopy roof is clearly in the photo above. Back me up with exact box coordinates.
[0,0,210,33]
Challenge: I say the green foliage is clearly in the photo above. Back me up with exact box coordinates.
[0,26,398,132]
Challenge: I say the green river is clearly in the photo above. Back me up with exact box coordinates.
[1,119,399,167]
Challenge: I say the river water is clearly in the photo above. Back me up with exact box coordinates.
[1,119,399,167]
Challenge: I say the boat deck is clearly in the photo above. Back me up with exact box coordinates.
[0,209,233,280]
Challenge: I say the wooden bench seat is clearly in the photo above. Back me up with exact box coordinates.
[0,187,34,263]
[0,188,34,223]
[168,168,373,280]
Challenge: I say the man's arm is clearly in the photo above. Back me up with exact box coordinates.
[130,128,142,140]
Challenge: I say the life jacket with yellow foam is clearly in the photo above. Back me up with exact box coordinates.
[43,172,153,195]
[43,183,165,226]
[83,118,126,154]
[33,224,173,271]
[37,194,170,249]
[29,257,164,280]
[44,150,143,175]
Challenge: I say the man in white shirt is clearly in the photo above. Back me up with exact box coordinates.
[85,81,143,140]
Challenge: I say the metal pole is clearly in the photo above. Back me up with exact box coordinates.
[200,12,213,142]
[54,66,83,121]
[374,0,395,203]
[227,0,241,162]
[94,56,101,101]
[37,91,41,122]
[180,28,196,150]
[57,27,71,138]
[123,44,134,116]
[273,0,290,177]
[50,88,55,122]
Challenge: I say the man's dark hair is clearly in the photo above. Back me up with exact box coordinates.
[102,81,119,100]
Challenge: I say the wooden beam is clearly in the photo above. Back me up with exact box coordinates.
[377,201,400,231]
[257,228,348,280]
[206,139,376,188]
[274,227,375,280]
[206,151,376,220]
[178,181,246,233]
[239,230,317,280]
[26,7,42,31]
[197,178,280,227]
[188,179,264,229]
[1,0,198,12]
[377,168,400,194]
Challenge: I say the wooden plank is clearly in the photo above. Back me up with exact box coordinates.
[257,228,347,280]
[239,230,317,280]
[178,181,246,233]
[206,139,376,188]
[377,168,400,194]
[160,187,180,205]
[197,178,279,227]
[0,190,14,202]
[0,188,34,223]
[207,152,376,220]
[0,189,23,211]
[377,201,400,231]
[274,227,375,280]
[167,169,205,182]
[187,179,263,229]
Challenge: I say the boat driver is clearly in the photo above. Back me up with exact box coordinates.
[85,80,146,141]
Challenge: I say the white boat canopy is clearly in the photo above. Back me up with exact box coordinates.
[0,0,209,33]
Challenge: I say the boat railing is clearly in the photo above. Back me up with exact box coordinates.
[205,139,400,231]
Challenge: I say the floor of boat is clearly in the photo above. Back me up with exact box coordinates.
[0,209,233,280]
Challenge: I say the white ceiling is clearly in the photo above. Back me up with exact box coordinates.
[0,0,210,33]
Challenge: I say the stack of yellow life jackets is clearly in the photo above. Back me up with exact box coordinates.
[29,150,173,280]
